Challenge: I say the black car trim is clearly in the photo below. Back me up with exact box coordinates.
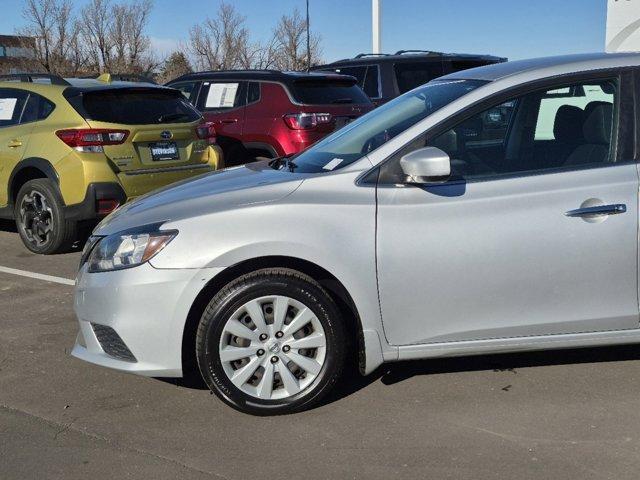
[122,163,212,176]
[64,182,127,221]
[6,157,60,207]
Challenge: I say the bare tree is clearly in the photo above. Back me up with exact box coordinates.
[80,0,156,74]
[19,0,85,74]
[272,8,322,71]
[80,0,113,70]
[238,36,279,70]
[20,0,55,71]
[189,2,249,70]
[116,0,153,70]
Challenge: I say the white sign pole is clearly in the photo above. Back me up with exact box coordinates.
[372,0,382,54]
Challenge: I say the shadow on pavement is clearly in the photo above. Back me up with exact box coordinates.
[0,219,17,233]
[376,343,640,386]
[156,343,640,411]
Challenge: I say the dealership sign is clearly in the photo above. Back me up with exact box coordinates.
[607,0,640,52]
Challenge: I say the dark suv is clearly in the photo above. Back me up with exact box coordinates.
[312,50,507,105]
[166,71,373,165]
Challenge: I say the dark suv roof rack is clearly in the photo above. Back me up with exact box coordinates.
[195,69,282,75]
[0,73,70,86]
[394,49,442,56]
[355,53,391,58]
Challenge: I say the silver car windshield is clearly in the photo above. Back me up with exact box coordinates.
[280,79,488,173]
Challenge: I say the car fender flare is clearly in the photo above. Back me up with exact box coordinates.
[7,158,60,206]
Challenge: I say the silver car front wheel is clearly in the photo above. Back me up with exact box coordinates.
[219,295,328,401]
[196,268,346,415]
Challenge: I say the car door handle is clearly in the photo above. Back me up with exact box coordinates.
[7,139,22,148]
[220,119,238,124]
[565,204,627,217]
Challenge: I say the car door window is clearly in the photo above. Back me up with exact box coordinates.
[20,93,55,124]
[0,89,29,128]
[197,81,245,111]
[362,65,381,98]
[247,82,260,104]
[422,78,619,181]
[394,61,444,94]
[534,84,614,140]
[169,81,200,105]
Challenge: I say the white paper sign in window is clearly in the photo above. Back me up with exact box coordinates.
[205,83,239,108]
[0,98,18,121]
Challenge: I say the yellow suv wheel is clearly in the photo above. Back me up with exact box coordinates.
[14,179,78,254]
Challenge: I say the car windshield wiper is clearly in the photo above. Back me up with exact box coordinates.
[269,155,298,172]
[157,113,190,123]
[330,98,353,104]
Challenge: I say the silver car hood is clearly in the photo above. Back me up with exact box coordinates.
[95,162,305,236]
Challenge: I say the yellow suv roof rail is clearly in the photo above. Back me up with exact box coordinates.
[0,73,70,86]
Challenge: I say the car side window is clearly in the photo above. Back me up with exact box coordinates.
[331,66,366,84]
[422,78,619,181]
[20,93,55,124]
[362,65,381,98]
[394,61,444,94]
[169,81,200,104]
[197,81,245,111]
[326,65,380,98]
[247,82,260,104]
[0,89,29,128]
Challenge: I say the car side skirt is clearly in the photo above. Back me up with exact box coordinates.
[394,328,640,362]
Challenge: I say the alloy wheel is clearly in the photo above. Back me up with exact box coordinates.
[19,190,54,247]
[218,295,327,401]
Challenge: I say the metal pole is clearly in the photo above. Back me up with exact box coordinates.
[372,0,381,54]
[306,0,311,71]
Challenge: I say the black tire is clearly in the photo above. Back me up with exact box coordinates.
[224,143,249,167]
[196,268,346,416]
[14,179,77,254]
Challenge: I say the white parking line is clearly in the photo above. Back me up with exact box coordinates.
[0,266,75,286]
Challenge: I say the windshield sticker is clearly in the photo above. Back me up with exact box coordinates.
[0,98,17,120]
[323,158,344,171]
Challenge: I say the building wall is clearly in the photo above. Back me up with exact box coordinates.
[606,0,640,52]
[0,35,39,74]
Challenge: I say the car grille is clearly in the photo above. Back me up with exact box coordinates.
[91,323,137,362]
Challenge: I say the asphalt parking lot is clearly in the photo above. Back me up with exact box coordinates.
[2,224,640,479]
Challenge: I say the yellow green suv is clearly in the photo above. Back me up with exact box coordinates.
[0,73,223,254]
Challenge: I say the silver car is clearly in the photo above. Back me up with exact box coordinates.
[73,53,640,415]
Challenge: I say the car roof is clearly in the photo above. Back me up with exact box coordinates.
[438,52,640,82]
[316,51,507,67]
[168,70,357,84]
[0,77,166,93]
[63,78,166,92]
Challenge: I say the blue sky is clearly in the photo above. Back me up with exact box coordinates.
[1,0,608,62]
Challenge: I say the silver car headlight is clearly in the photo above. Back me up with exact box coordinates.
[84,229,177,273]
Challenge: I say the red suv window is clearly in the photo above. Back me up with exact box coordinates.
[197,82,246,111]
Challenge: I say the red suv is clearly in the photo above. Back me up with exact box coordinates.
[166,71,373,165]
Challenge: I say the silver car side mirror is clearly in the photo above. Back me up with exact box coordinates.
[399,146,451,184]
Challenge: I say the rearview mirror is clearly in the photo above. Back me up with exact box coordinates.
[399,147,451,183]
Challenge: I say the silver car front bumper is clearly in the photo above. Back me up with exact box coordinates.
[72,262,224,377]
